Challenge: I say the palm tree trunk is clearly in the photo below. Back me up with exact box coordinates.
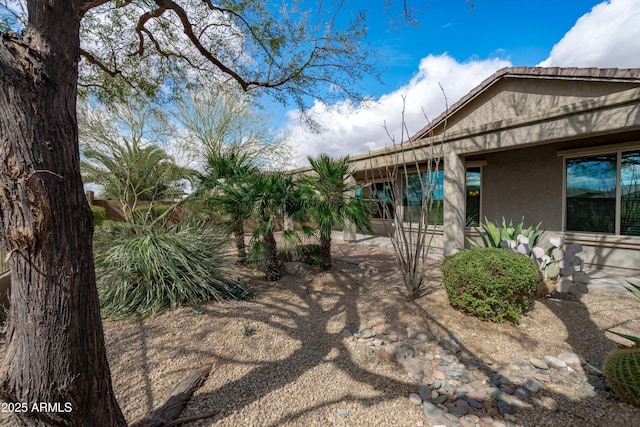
[264,230,280,281]
[233,219,246,264]
[321,234,332,270]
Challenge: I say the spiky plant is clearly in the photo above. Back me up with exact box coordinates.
[246,172,308,281]
[604,280,640,406]
[194,149,259,265]
[301,154,372,270]
[94,219,247,318]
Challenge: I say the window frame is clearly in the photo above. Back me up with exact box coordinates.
[560,143,640,236]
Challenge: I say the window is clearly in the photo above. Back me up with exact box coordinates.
[402,170,444,225]
[371,181,395,219]
[466,167,481,227]
[565,149,640,235]
[566,154,616,233]
[622,150,640,236]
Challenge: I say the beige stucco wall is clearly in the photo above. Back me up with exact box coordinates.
[476,144,563,230]
[463,140,640,270]
[442,79,640,137]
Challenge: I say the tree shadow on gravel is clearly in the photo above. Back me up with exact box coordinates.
[103,263,640,427]
[105,318,155,418]
[171,266,425,426]
[540,294,616,362]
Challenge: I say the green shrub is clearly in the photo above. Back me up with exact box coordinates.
[91,205,107,227]
[441,247,538,324]
[94,220,248,318]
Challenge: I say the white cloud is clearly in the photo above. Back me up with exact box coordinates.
[285,54,510,167]
[539,0,640,68]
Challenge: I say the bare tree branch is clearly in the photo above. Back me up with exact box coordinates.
[132,5,168,56]
[365,91,449,300]
[80,0,133,16]
[80,47,120,77]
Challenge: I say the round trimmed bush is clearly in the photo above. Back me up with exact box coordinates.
[441,247,538,324]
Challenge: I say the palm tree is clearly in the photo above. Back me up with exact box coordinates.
[82,141,192,223]
[80,97,193,223]
[196,149,258,264]
[302,154,372,270]
[248,172,306,280]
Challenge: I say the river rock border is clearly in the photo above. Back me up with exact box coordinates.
[343,324,611,427]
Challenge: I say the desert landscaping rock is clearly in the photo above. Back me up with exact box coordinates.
[423,401,444,420]
[524,378,543,393]
[544,355,567,368]
[557,351,585,365]
[409,393,423,405]
[357,327,374,339]
[345,319,640,426]
[529,358,549,370]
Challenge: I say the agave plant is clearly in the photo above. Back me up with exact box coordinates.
[467,217,544,252]
[607,280,640,344]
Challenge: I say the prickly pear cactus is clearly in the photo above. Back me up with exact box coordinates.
[603,346,640,406]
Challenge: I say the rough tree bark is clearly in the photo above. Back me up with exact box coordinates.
[264,230,280,281]
[233,222,247,265]
[320,235,332,271]
[0,2,126,425]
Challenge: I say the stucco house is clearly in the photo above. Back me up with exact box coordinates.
[311,67,640,270]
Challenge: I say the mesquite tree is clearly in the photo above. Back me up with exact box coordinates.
[0,0,373,425]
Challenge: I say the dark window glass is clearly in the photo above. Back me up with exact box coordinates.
[402,170,444,225]
[621,150,640,236]
[466,167,481,227]
[566,155,616,233]
[371,182,395,219]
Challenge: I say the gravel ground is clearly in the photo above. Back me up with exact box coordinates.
[1,261,640,426]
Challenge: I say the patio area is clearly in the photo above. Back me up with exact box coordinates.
[330,230,640,294]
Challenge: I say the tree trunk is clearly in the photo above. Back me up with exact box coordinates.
[320,234,332,271]
[0,3,126,425]
[264,230,280,281]
[232,221,246,265]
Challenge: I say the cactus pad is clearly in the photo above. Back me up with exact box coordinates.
[603,347,640,406]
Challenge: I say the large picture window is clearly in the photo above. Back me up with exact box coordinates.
[402,170,444,225]
[565,149,640,235]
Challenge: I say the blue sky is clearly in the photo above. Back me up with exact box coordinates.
[284,0,640,166]
[365,1,603,93]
